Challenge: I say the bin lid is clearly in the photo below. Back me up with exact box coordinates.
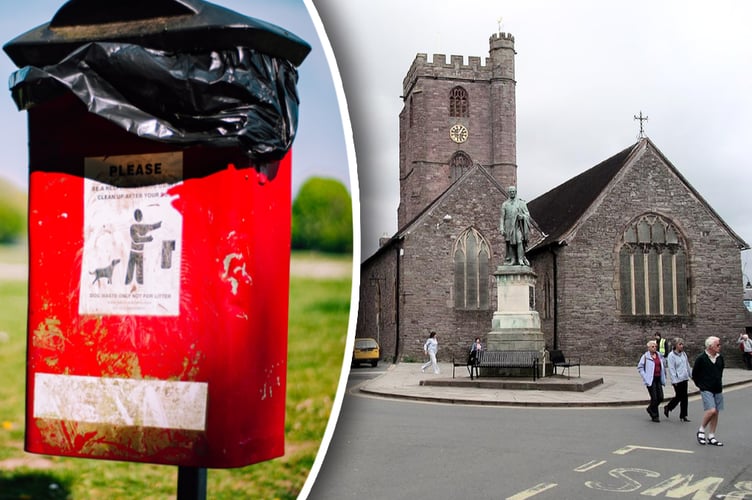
[4,0,311,68]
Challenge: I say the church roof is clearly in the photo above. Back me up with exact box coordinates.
[528,137,749,251]
[398,162,507,234]
[527,141,637,247]
[363,163,508,266]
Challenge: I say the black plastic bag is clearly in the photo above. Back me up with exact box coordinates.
[9,41,301,164]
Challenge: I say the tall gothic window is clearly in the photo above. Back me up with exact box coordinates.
[454,228,490,310]
[449,86,468,117]
[450,151,472,181]
[618,214,689,316]
[542,272,553,320]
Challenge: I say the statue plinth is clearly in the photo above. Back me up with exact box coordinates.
[487,265,545,375]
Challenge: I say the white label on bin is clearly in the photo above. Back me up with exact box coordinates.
[34,373,208,431]
[78,152,183,316]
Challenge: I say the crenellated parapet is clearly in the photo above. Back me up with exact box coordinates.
[489,31,515,46]
[413,52,493,69]
[402,32,516,95]
[403,52,494,94]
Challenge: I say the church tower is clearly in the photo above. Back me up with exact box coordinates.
[397,32,518,227]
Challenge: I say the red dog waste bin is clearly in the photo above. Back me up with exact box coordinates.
[4,0,309,468]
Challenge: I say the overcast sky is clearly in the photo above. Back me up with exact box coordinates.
[313,0,752,274]
[0,0,354,235]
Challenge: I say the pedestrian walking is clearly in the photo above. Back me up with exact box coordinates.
[692,336,724,446]
[664,338,691,422]
[421,331,439,374]
[737,333,752,370]
[638,340,665,422]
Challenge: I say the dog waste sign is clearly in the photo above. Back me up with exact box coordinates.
[5,0,311,468]
[79,152,182,316]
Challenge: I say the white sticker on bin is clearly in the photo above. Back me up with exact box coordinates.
[34,373,208,431]
[78,151,183,317]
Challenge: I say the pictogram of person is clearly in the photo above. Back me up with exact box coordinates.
[125,208,162,285]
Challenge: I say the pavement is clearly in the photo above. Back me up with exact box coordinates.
[358,362,752,407]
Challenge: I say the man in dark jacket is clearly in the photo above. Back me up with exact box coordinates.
[692,336,724,446]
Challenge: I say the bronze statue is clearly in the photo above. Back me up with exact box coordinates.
[500,186,530,266]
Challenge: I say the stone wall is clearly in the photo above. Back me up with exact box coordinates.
[531,146,746,366]
[358,243,400,363]
[396,168,507,362]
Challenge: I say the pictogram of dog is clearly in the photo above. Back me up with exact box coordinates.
[90,259,121,285]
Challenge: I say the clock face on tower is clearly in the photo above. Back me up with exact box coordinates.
[449,124,468,144]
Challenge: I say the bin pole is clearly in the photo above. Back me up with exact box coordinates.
[177,466,207,500]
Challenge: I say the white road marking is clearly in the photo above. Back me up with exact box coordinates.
[507,482,558,499]
[613,445,694,455]
[575,460,607,472]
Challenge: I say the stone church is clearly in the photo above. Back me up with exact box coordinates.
[357,32,749,366]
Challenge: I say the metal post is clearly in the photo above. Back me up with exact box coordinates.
[177,466,207,500]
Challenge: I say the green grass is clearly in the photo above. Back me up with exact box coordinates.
[0,252,351,499]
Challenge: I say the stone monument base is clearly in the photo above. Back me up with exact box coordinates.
[485,265,546,377]
[486,330,545,352]
[483,330,546,378]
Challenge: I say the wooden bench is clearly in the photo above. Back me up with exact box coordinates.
[469,350,540,381]
[550,349,581,379]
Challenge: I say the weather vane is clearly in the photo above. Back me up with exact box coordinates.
[634,111,648,139]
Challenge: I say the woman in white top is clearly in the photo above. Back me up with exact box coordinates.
[664,337,692,422]
[737,333,752,370]
[421,331,439,374]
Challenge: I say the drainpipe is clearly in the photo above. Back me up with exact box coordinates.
[394,243,401,363]
[551,246,559,350]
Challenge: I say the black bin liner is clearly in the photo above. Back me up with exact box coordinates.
[4,0,311,164]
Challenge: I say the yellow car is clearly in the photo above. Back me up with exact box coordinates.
[352,338,380,367]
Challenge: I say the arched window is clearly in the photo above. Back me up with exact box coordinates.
[618,214,689,316]
[449,86,468,117]
[450,151,472,181]
[454,228,491,310]
[542,272,553,319]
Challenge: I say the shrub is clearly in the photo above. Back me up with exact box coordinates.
[0,200,24,244]
[292,177,352,253]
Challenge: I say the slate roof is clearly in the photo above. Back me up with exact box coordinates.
[362,163,508,266]
[527,138,749,251]
[527,141,638,248]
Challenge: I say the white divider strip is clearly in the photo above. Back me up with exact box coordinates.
[34,373,208,431]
